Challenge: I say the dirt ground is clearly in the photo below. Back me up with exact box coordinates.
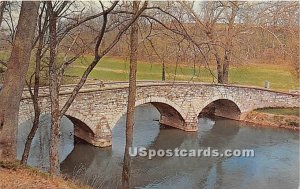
[0,165,89,189]
[243,111,300,131]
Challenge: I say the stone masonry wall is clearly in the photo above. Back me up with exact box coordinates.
[18,83,299,147]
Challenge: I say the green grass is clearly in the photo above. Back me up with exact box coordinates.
[65,55,298,91]
[64,56,215,82]
[255,107,300,116]
[229,65,298,90]
[0,51,298,92]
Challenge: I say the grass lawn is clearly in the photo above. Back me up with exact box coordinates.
[65,56,299,91]
[0,51,298,92]
[255,107,300,117]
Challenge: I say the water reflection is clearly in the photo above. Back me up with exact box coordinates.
[18,104,299,188]
[17,115,74,169]
[60,104,299,189]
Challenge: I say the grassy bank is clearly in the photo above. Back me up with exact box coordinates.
[0,161,90,189]
[244,111,299,129]
[255,107,300,117]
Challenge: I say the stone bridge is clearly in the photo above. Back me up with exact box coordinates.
[18,81,299,147]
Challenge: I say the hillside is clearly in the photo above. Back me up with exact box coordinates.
[64,56,298,92]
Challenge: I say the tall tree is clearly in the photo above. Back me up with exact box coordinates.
[45,1,148,175]
[0,1,40,160]
[180,1,241,84]
[47,1,61,175]
[222,1,239,84]
[122,1,141,189]
[21,2,48,164]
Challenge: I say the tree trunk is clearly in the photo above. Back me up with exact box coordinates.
[0,1,39,160]
[21,38,43,164]
[207,31,224,84]
[122,2,139,189]
[223,52,229,84]
[216,57,223,84]
[222,2,238,84]
[47,2,60,175]
[162,60,166,81]
[0,1,6,28]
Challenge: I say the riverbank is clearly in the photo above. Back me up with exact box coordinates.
[0,161,90,189]
[243,111,300,131]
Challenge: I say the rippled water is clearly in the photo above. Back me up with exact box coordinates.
[58,104,299,189]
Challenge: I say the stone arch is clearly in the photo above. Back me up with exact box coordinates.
[110,97,186,130]
[18,107,99,146]
[64,111,99,145]
[65,110,95,134]
[197,97,242,120]
[19,109,95,133]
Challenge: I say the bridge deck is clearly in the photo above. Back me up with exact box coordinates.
[21,80,299,99]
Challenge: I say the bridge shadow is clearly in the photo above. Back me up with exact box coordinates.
[65,115,97,146]
[60,105,244,188]
[60,104,191,188]
[61,142,112,175]
[111,104,189,156]
[149,127,193,150]
[199,99,242,120]
[198,117,240,148]
[129,116,241,188]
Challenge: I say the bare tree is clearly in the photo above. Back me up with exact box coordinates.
[0,1,6,28]
[179,1,242,84]
[223,1,239,84]
[122,2,141,188]
[21,2,49,164]
[47,1,61,175]
[0,1,7,80]
[0,1,40,160]
[255,1,299,79]
[43,1,149,175]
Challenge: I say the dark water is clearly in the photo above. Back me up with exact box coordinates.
[58,105,299,189]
